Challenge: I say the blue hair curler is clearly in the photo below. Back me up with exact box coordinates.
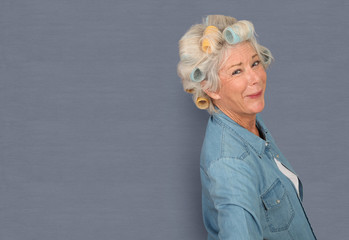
[247,32,252,39]
[245,21,254,39]
[247,26,253,39]
[180,54,190,61]
[261,48,272,65]
[223,26,241,44]
[190,67,205,82]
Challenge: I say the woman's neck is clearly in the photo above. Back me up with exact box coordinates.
[217,105,260,137]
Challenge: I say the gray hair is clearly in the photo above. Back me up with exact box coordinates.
[177,15,273,114]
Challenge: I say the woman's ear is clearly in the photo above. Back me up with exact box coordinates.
[200,80,221,100]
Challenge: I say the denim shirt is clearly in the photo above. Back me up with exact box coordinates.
[200,111,317,240]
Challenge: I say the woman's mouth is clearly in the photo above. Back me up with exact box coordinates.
[246,90,262,98]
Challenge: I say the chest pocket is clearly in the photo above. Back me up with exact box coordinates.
[261,178,295,232]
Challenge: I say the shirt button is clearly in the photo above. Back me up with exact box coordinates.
[276,154,279,158]
[265,142,269,146]
[276,200,280,204]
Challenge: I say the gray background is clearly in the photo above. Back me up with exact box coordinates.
[1,0,348,239]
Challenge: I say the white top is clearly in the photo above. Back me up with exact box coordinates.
[273,157,300,198]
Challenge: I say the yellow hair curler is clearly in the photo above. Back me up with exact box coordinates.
[185,88,195,94]
[201,39,212,53]
[204,25,220,35]
[201,26,220,53]
[195,97,209,109]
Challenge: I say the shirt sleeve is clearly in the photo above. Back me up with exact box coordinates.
[207,157,263,240]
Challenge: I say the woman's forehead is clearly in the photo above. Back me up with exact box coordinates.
[224,42,257,62]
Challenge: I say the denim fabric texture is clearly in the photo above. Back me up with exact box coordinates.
[200,110,317,240]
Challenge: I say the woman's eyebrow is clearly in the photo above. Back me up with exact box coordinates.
[252,54,258,58]
[228,62,242,69]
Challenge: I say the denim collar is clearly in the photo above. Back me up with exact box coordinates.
[212,109,269,156]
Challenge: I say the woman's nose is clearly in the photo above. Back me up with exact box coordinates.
[246,68,260,85]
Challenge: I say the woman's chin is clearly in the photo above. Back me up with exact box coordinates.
[248,101,265,114]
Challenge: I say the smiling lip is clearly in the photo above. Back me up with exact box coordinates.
[246,90,262,98]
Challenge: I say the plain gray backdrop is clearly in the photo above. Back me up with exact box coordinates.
[1,0,348,239]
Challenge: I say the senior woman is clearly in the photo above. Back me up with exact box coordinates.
[177,15,317,240]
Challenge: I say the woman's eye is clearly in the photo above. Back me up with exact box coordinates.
[232,69,241,75]
[252,60,260,67]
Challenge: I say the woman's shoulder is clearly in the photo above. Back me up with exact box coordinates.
[200,115,250,170]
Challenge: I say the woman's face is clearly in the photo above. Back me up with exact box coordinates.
[214,41,267,117]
